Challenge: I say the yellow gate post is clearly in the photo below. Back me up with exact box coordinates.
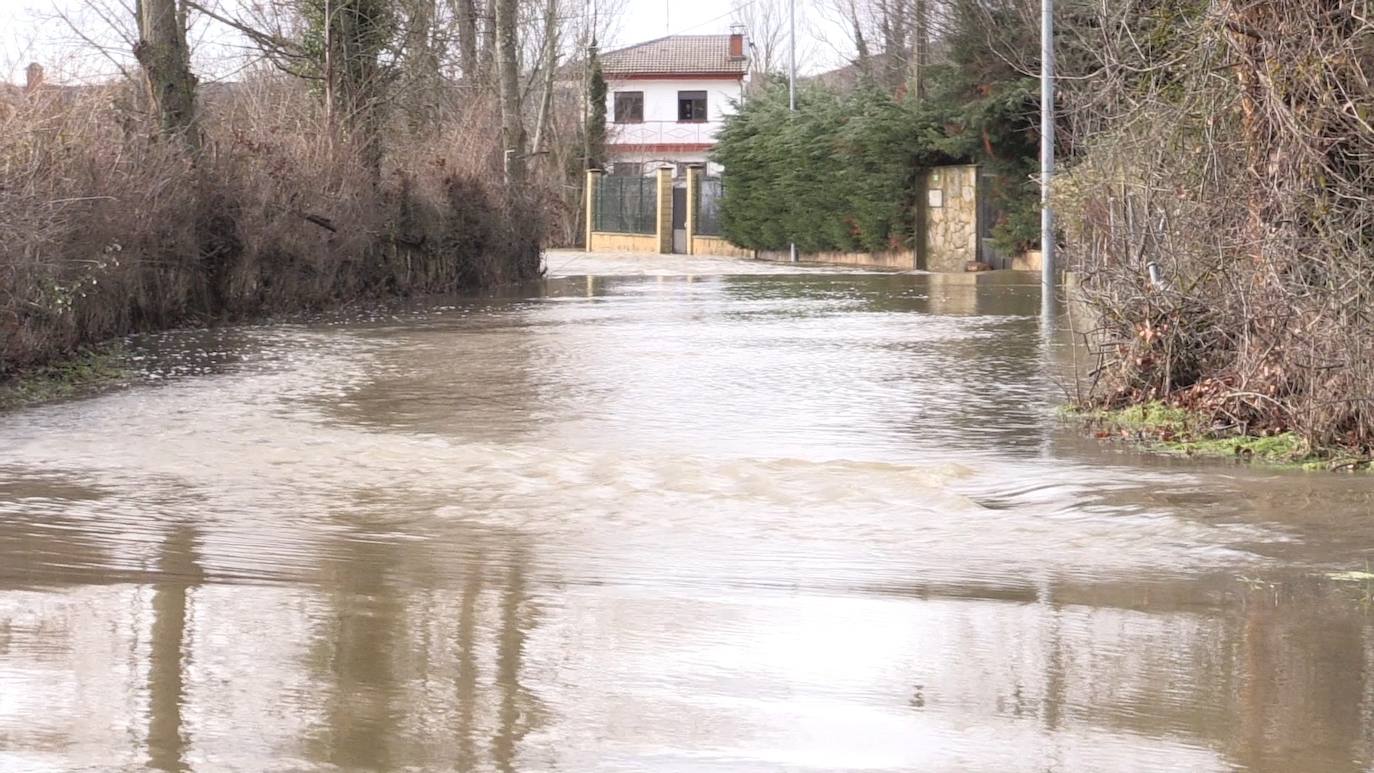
[685,165,702,256]
[655,165,674,254]
[584,168,602,252]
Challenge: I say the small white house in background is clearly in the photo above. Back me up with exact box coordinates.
[599,31,749,177]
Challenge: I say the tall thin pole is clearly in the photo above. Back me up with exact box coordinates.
[1040,0,1055,322]
[788,0,798,263]
[583,0,597,172]
[788,0,796,112]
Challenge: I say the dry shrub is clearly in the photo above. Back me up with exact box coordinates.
[1059,0,1374,454]
[0,73,543,378]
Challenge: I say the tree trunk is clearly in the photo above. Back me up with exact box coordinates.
[405,0,441,131]
[133,0,200,151]
[478,0,496,88]
[454,0,480,83]
[326,0,386,177]
[908,0,927,101]
[847,0,872,80]
[878,0,899,89]
[494,0,527,186]
[531,0,559,152]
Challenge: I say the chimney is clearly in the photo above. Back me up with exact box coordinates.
[728,24,745,61]
[24,63,44,94]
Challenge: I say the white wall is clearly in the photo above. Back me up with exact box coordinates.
[605,77,744,175]
[607,77,744,124]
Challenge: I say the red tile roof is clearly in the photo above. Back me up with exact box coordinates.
[600,35,748,77]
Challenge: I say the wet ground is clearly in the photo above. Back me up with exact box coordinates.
[1,250,1372,772]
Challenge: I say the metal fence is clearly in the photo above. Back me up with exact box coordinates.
[695,176,724,236]
[595,176,657,235]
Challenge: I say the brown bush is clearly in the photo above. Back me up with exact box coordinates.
[1058,0,1374,455]
[0,74,543,378]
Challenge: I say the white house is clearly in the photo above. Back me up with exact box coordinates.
[599,31,749,177]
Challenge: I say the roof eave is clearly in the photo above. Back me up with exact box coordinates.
[604,70,747,79]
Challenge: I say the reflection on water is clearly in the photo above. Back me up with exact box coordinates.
[1,258,1372,772]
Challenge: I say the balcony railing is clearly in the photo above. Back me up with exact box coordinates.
[608,120,724,147]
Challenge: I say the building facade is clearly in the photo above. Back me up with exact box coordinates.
[599,32,749,177]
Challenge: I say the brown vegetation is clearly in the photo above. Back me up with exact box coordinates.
[0,75,542,379]
[1059,0,1374,459]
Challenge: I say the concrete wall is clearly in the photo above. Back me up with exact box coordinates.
[756,249,915,270]
[691,235,753,258]
[1011,250,1043,272]
[588,232,661,252]
[922,165,980,272]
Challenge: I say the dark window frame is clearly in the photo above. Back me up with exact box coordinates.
[613,91,644,124]
[677,91,708,123]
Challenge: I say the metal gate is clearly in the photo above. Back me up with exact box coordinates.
[977,169,1008,269]
[671,185,688,253]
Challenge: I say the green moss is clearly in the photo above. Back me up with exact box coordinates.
[1170,432,1308,463]
[0,344,132,410]
[1064,400,1366,471]
[1112,402,1198,433]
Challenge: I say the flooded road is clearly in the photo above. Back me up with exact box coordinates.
[2,251,1373,772]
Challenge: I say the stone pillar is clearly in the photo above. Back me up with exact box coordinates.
[656,165,674,255]
[584,168,602,252]
[685,165,702,255]
[922,164,981,272]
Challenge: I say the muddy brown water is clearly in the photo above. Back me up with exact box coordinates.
[2,252,1373,772]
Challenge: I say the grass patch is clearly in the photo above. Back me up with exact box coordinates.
[1063,401,1367,471]
[0,343,133,411]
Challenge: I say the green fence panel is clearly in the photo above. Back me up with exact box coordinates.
[695,177,724,236]
[595,176,657,235]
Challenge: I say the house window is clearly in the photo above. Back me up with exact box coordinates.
[677,91,708,122]
[613,91,643,123]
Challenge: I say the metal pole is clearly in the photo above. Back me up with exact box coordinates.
[788,0,796,113]
[1040,0,1055,323]
[788,0,798,263]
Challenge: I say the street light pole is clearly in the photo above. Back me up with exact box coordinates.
[788,0,798,263]
[1040,0,1055,322]
[788,0,796,113]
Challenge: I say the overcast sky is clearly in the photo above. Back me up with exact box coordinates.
[1,0,850,84]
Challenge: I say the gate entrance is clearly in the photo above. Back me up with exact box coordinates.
[671,186,687,254]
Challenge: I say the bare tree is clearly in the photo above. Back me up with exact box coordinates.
[494,0,526,185]
[732,0,787,76]
[133,0,201,150]
[821,0,943,94]
[908,0,927,98]
[399,0,442,129]
[530,0,559,151]
[451,0,481,80]
[1058,0,1374,456]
